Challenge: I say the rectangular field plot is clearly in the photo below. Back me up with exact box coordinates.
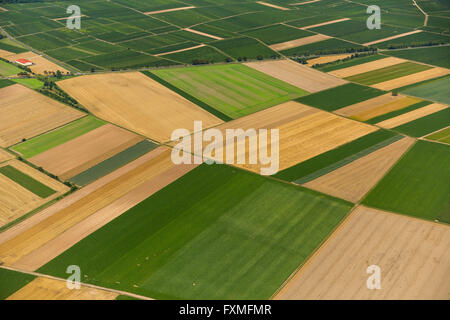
[296,83,385,111]
[279,38,364,57]
[276,206,450,300]
[0,84,84,147]
[318,54,387,73]
[328,57,405,78]
[28,124,143,181]
[385,45,450,68]
[11,116,105,159]
[242,24,314,46]
[152,64,308,119]
[210,37,279,60]
[401,76,450,105]
[38,164,353,300]
[57,72,223,142]
[363,141,450,223]
[0,159,68,228]
[392,107,450,138]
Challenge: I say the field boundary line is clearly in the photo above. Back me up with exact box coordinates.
[412,0,429,27]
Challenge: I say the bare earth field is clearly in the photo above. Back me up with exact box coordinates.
[0,84,84,147]
[4,51,69,75]
[155,44,206,57]
[184,28,223,40]
[0,149,14,163]
[376,103,448,129]
[372,68,450,91]
[0,159,68,227]
[57,72,223,142]
[0,147,199,271]
[303,137,415,202]
[245,59,347,92]
[329,57,405,78]
[29,124,143,180]
[301,18,351,29]
[307,54,353,66]
[363,30,423,46]
[335,94,423,121]
[145,6,195,15]
[276,206,450,300]
[6,277,118,300]
[269,34,330,51]
[257,1,289,10]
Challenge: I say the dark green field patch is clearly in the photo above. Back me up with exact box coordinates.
[70,140,158,186]
[0,165,56,198]
[210,37,279,60]
[0,79,15,89]
[400,76,450,105]
[385,45,450,68]
[280,38,366,57]
[39,165,352,300]
[242,24,313,46]
[393,107,450,137]
[317,54,385,72]
[296,83,385,111]
[0,268,36,300]
[162,45,230,65]
[363,141,450,223]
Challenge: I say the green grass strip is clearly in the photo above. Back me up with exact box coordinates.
[393,107,450,137]
[294,134,404,185]
[142,71,232,122]
[0,165,56,198]
[70,140,158,186]
[366,100,433,124]
[11,116,105,158]
[12,78,44,89]
[0,268,36,300]
[0,79,14,88]
[274,130,397,182]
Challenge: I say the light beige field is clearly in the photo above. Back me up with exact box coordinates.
[0,48,13,58]
[256,1,289,10]
[306,54,352,66]
[276,206,450,300]
[29,124,142,180]
[57,72,223,142]
[0,148,14,163]
[0,147,198,271]
[6,277,118,300]
[328,57,405,78]
[184,28,223,40]
[363,30,423,46]
[301,18,350,29]
[0,84,84,147]
[269,34,330,51]
[245,59,347,92]
[304,137,415,202]
[0,159,68,227]
[290,0,321,5]
[335,94,423,121]
[5,51,69,75]
[155,44,206,56]
[173,101,377,174]
[145,6,195,15]
[372,67,450,90]
[376,103,448,129]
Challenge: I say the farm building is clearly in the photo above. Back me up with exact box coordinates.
[15,58,33,66]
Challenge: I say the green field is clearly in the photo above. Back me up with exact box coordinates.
[11,116,104,158]
[210,37,279,60]
[12,78,44,89]
[0,268,36,300]
[401,76,450,105]
[0,79,14,88]
[393,107,450,138]
[0,165,56,198]
[296,83,385,111]
[70,140,157,186]
[363,141,450,223]
[39,164,352,300]
[152,64,308,119]
[274,130,399,183]
[385,45,450,68]
[280,38,366,57]
[0,60,21,77]
[242,24,313,46]
[425,127,450,144]
[162,45,230,65]
[345,62,432,85]
[317,54,385,72]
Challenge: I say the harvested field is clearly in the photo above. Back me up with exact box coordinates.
[307,54,353,66]
[0,84,84,147]
[7,277,118,300]
[0,49,14,58]
[301,18,350,29]
[245,59,347,93]
[335,94,423,121]
[0,149,14,163]
[57,72,223,142]
[276,206,450,300]
[372,67,450,91]
[29,124,143,181]
[376,103,448,129]
[4,52,69,75]
[364,30,423,46]
[269,34,330,51]
[303,137,415,202]
[0,147,198,270]
[154,44,205,57]
[256,1,289,10]
[145,6,195,15]
[0,159,68,228]
[329,57,405,78]
[184,28,223,40]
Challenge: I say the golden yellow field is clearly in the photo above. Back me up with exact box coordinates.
[3,51,69,75]
[306,54,353,67]
[0,84,84,147]
[6,277,118,300]
[269,34,330,51]
[0,159,68,227]
[372,67,450,90]
[328,57,405,78]
[29,124,143,180]
[276,206,450,300]
[57,72,223,142]
[0,148,14,163]
[303,137,415,202]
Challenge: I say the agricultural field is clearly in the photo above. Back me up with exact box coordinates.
[0,268,36,300]
[385,45,450,68]
[425,127,450,144]
[401,76,450,105]
[0,59,21,76]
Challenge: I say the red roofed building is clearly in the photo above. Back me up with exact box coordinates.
[15,58,33,66]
